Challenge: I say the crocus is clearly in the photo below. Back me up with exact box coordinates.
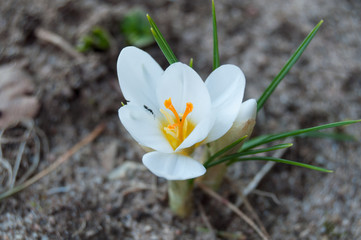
[117,46,254,180]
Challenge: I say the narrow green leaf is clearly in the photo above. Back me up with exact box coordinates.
[242,119,361,152]
[227,143,293,163]
[257,20,324,112]
[205,143,293,168]
[189,58,194,68]
[226,156,333,173]
[212,0,220,70]
[299,131,357,141]
[147,14,178,64]
[204,135,248,167]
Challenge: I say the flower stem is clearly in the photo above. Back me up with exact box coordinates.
[168,180,194,217]
[198,163,227,190]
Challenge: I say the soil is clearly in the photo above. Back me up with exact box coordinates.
[1,0,360,239]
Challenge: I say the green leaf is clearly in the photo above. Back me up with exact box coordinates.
[205,143,293,168]
[241,119,361,152]
[147,14,178,64]
[77,26,111,52]
[299,131,357,141]
[189,58,194,68]
[257,20,324,112]
[120,10,155,48]
[212,0,220,70]
[227,156,333,173]
[204,135,248,167]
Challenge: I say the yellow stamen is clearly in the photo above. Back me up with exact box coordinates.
[160,109,174,125]
[168,123,177,130]
[161,98,194,150]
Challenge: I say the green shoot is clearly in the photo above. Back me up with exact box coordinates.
[205,143,293,168]
[77,26,110,52]
[189,58,194,68]
[203,135,248,167]
[299,131,357,141]
[120,10,155,48]
[257,20,324,112]
[227,156,333,173]
[147,14,178,64]
[241,119,360,152]
[212,0,220,70]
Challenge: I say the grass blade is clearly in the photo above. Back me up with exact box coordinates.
[227,156,333,173]
[147,14,178,64]
[299,131,357,141]
[242,119,360,152]
[204,135,248,167]
[189,58,194,68]
[212,0,220,70]
[205,143,293,168]
[257,20,324,112]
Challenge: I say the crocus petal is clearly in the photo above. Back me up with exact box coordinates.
[142,152,206,180]
[176,117,214,151]
[235,98,257,123]
[156,62,212,125]
[118,103,173,153]
[204,64,246,143]
[117,46,163,115]
[208,98,257,155]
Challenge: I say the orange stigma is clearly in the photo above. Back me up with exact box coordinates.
[164,98,180,123]
[178,102,193,141]
[161,98,194,149]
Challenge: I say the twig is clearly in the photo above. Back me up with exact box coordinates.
[35,28,85,62]
[11,120,34,188]
[197,182,269,240]
[0,120,39,191]
[252,189,281,205]
[17,129,41,184]
[0,158,12,191]
[0,123,105,200]
[242,162,275,197]
[242,197,270,239]
[197,201,216,240]
[34,125,50,156]
[236,144,290,207]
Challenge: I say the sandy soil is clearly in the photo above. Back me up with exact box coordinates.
[0,0,360,239]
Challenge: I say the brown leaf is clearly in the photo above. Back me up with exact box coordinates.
[0,64,40,128]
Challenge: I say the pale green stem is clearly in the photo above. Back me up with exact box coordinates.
[199,119,256,190]
[198,162,227,190]
[168,180,194,218]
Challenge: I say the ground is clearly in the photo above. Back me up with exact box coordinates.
[0,0,360,239]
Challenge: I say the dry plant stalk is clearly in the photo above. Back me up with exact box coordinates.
[197,182,270,240]
[0,123,105,201]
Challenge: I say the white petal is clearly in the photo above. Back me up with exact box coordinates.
[142,152,206,180]
[235,99,257,123]
[156,62,212,125]
[204,64,246,143]
[176,117,214,151]
[207,99,257,155]
[118,103,173,153]
[117,46,163,115]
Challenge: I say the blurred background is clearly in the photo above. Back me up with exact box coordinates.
[0,0,360,239]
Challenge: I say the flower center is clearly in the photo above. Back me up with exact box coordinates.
[160,98,195,150]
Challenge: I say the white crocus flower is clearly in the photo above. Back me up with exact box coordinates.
[117,46,248,180]
[208,99,257,155]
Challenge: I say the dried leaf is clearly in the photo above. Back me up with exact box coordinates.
[0,65,40,128]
